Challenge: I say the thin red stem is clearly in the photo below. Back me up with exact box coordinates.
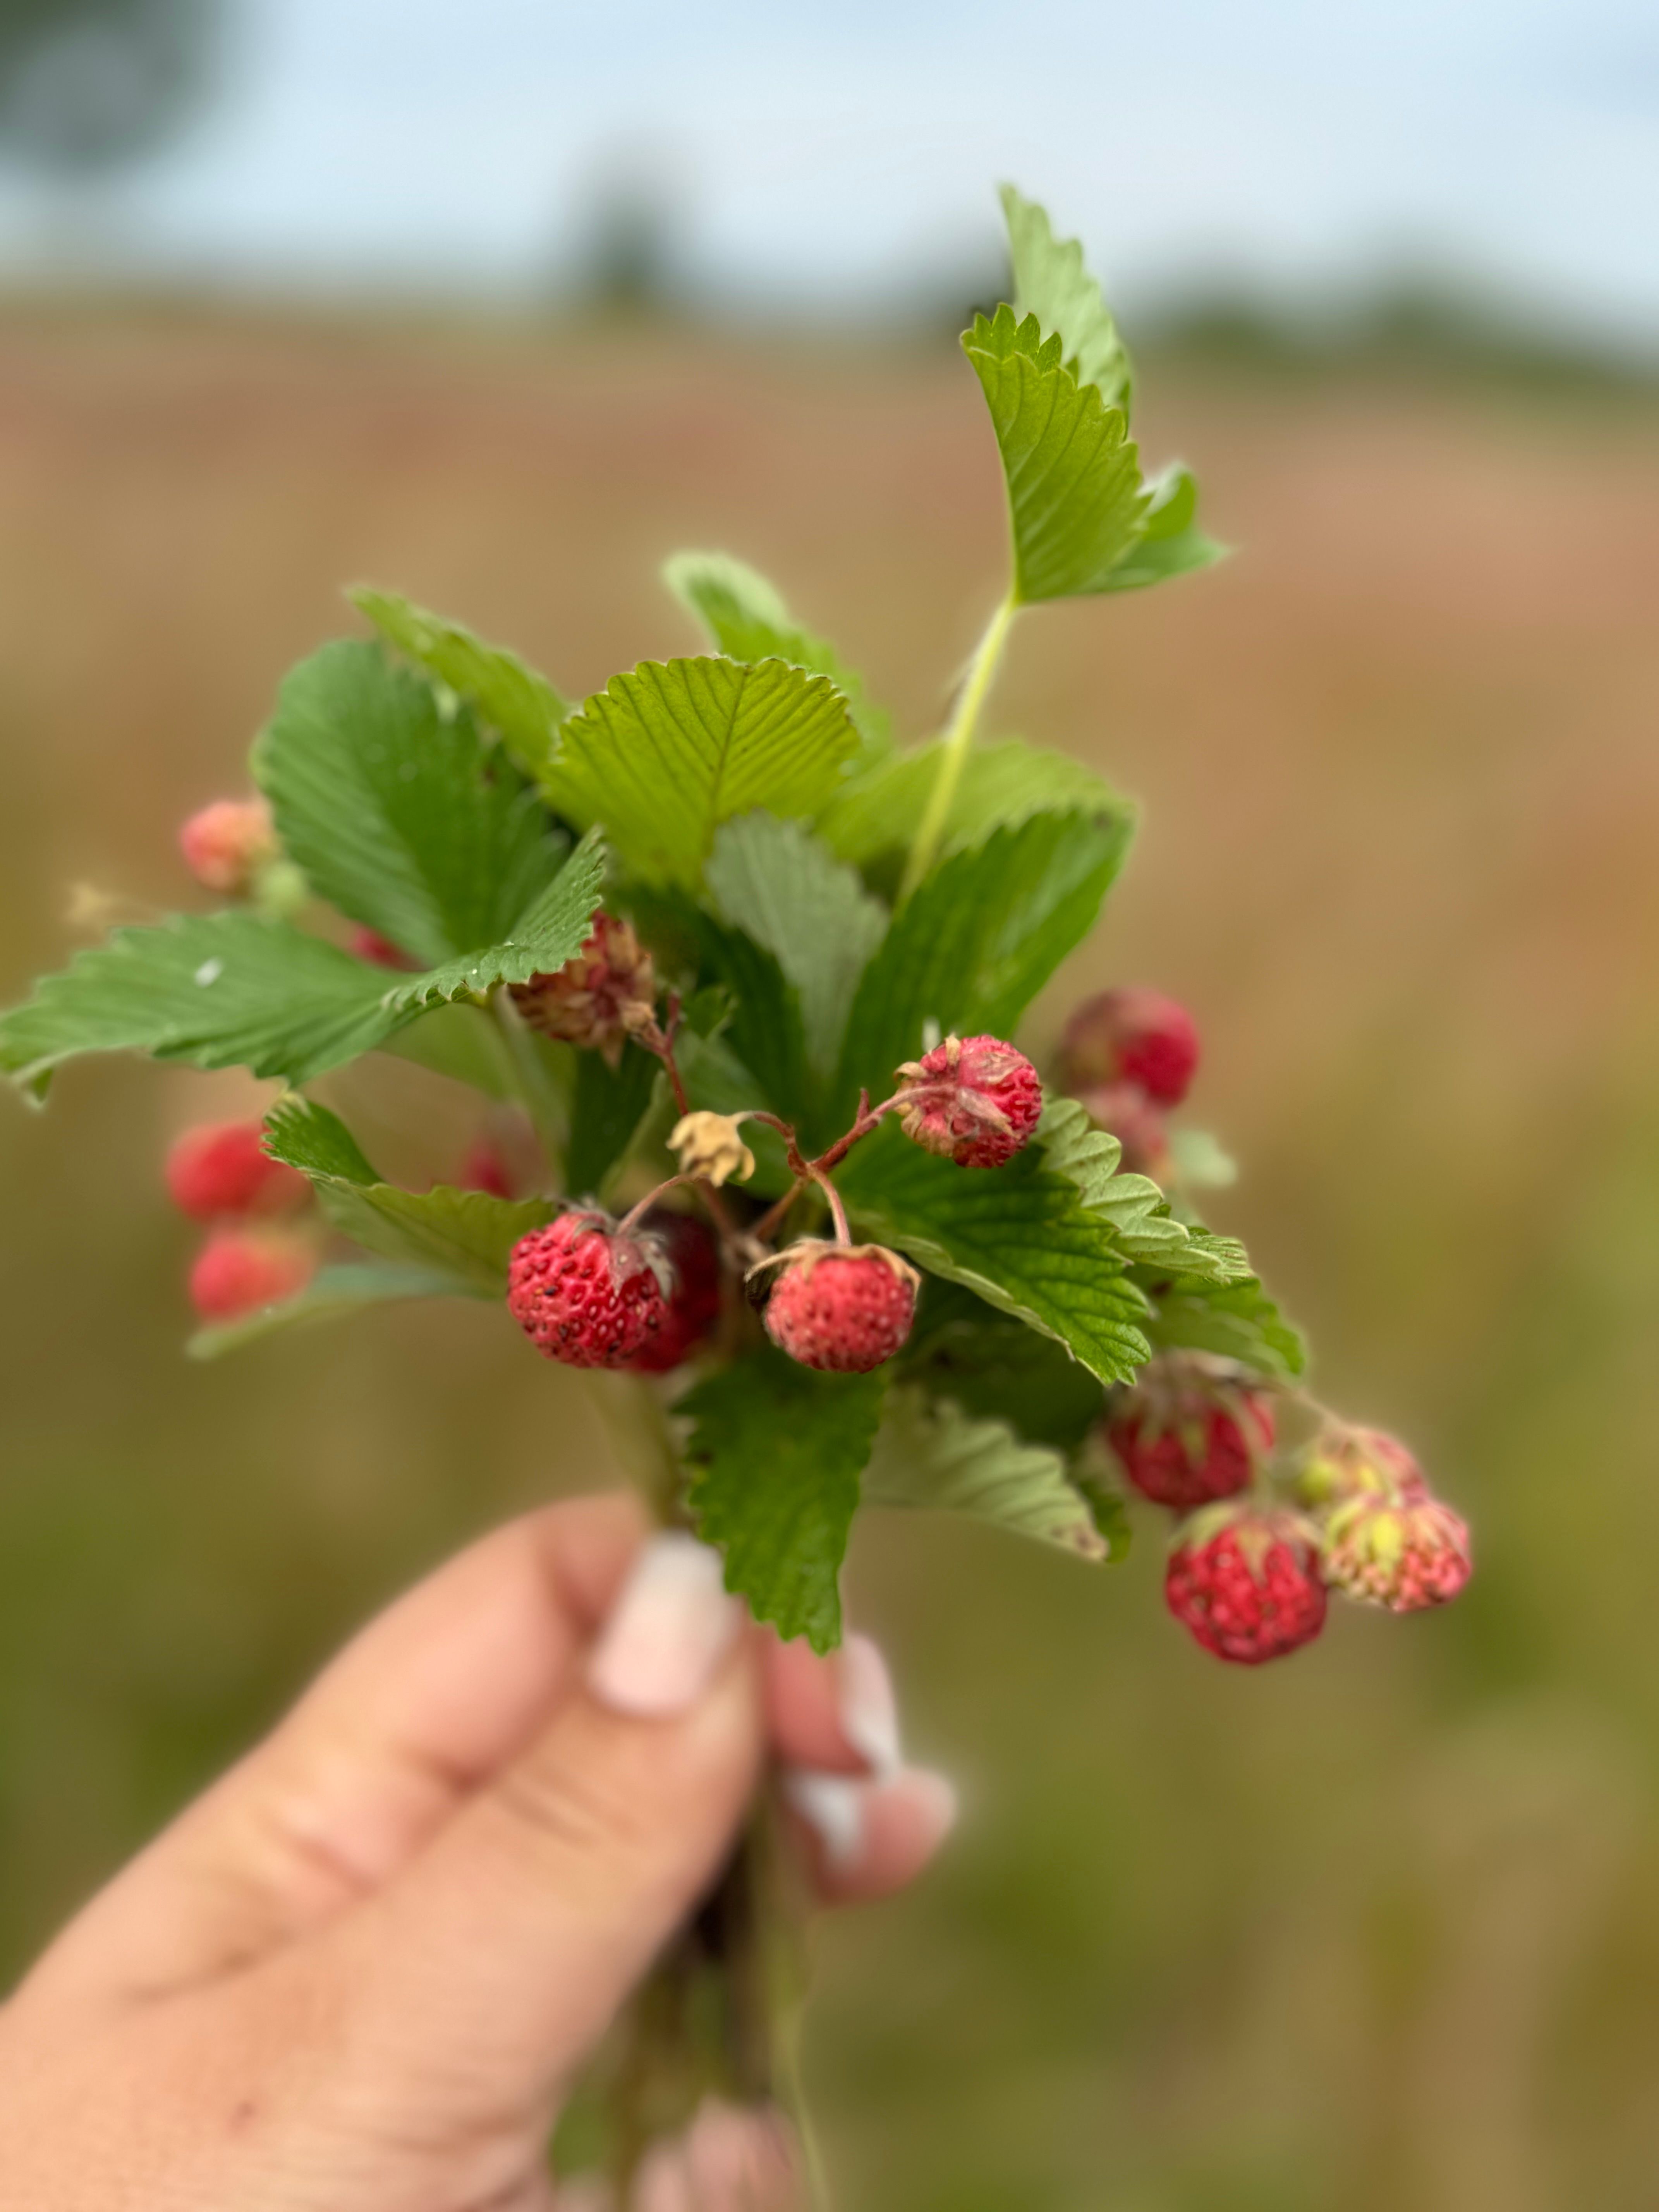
[748,1088,902,1246]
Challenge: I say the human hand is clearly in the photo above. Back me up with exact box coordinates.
[0,1494,955,2209]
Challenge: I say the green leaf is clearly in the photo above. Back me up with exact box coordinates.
[704,815,887,1086]
[350,587,568,779]
[567,1041,659,1197]
[864,1384,1111,1561]
[0,912,404,1094]
[682,1348,887,1651]
[903,1279,1106,1451]
[817,736,1131,876]
[1038,1097,1253,1287]
[547,658,860,890]
[1144,1275,1307,1383]
[963,306,1149,605]
[1000,182,1133,415]
[187,1261,462,1360]
[255,640,564,968]
[1098,464,1227,594]
[380,1002,519,1100]
[263,1096,552,1293]
[838,1123,1150,1384]
[691,912,814,1130]
[836,809,1129,1109]
[383,830,606,1011]
[663,551,888,751]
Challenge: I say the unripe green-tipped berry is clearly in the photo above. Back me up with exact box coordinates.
[1320,1491,1472,1613]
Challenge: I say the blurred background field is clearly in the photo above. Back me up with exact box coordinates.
[3,2,1659,2206]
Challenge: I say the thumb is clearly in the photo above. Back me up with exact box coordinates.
[326,1531,761,2142]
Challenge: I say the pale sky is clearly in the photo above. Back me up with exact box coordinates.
[5,0,1658,346]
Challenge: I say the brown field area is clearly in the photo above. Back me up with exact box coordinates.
[1,306,1658,2209]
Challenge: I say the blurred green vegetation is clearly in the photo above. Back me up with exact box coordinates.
[1,304,1657,2209]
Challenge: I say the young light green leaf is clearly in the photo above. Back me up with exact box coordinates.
[382,830,606,1012]
[1038,1097,1253,1287]
[663,551,888,750]
[963,307,1149,605]
[1166,1126,1239,1191]
[836,808,1129,1114]
[817,736,1131,876]
[838,1125,1151,1384]
[1144,1275,1307,1382]
[255,641,565,968]
[350,587,568,779]
[0,912,405,1096]
[1097,464,1226,594]
[1000,182,1133,415]
[546,658,860,890]
[263,1095,553,1293]
[704,815,887,1085]
[682,1348,887,1652]
[187,1261,463,1360]
[864,1384,1111,1561]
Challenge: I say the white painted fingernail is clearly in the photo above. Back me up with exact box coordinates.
[839,1633,902,1779]
[785,1770,867,1871]
[588,1532,740,1718]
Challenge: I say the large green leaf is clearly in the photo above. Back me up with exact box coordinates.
[817,736,1131,876]
[0,912,403,1094]
[864,1384,1111,1561]
[350,587,568,779]
[838,1124,1151,1384]
[187,1261,463,1360]
[255,639,563,967]
[547,657,860,890]
[1038,1097,1253,1287]
[682,1348,887,1652]
[663,551,888,751]
[836,808,1129,1109]
[691,912,814,1130]
[902,1279,1106,1451]
[1097,464,1226,594]
[704,814,887,1087]
[1000,182,1133,415]
[566,1041,659,1198]
[963,307,1149,605]
[263,1096,552,1293]
[385,831,607,1010]
[1143,1275,1307,1383]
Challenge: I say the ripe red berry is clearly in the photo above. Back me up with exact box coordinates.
[1072,1080,1172,1180]
[350,925,416,970]
[189,1225,318,1321]
[760,1242,919,1374]
[1165,1505,1328,1664]
[1059,987,1199,1108]
[894,1034,1043,1169]
[166,1120,309,1221]
[178,796,277,897]
[1106,1354,1275,1511]
[507,1210,670,1368]
[510,912,656,1066]
[1320,1492,1472,1613]
[628,1208,722,1373]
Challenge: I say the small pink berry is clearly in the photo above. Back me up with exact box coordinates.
[458,1136,515,1199]
[894,1033,1043,1169]
[1321,1491,1472,1613]
[507,1210,670,1368]
[178,797,277,898]
[510,912,656,1066]
[759,1242,919,1374]
[1060,987,1199,1108]
[189,1224,318,1321]
[1165,1503,1328,1665]
[166,1120,309,1221]
[1106,1353,1275,1511]
[350,926,417,970]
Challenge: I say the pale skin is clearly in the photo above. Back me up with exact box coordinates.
[0,1494,955,2210]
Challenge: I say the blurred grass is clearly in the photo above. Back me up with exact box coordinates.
[1,302,1658,2209]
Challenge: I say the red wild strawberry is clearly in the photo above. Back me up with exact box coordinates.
[628,1208,722,1373]
[1072,1080,1172,1180]
[1106,1353,1275,1511]
[166,1120,309,1221]
[510,912,656,1066]
[1320,1491,1472,1613]
[758,1241,919,1374]
[458,1135,515,1199]
[893,1034,1043,1169]
[178,796,277,897]
[1165,1503,1328,1664]
[507,1210,671,1368]
[1059,987,1199,1108]
[350,926,417,970]
[189,1224,318,1321]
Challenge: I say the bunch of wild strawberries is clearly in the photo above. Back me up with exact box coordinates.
[171,796,1472,1661]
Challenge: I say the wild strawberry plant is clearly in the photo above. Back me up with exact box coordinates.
[0,185,1471,2187]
